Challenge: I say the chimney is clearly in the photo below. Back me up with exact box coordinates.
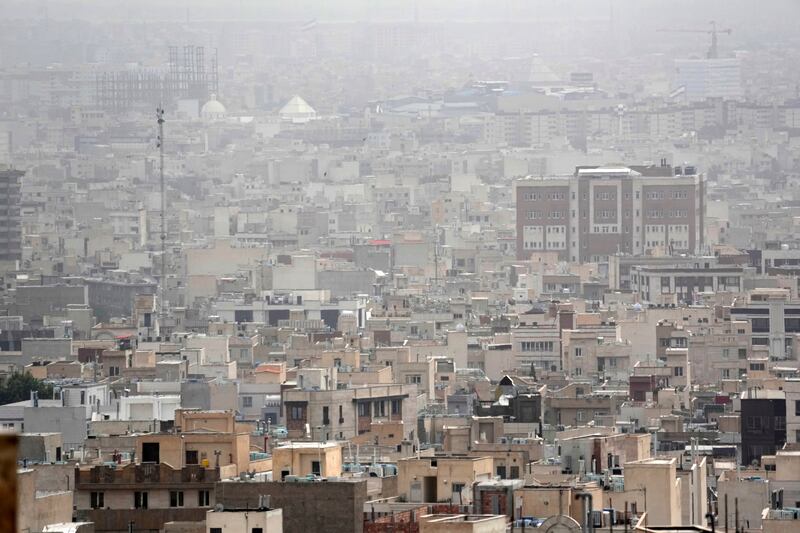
[259,494,270,509]
[558,309,576,331]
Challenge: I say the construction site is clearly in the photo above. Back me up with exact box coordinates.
[95,45,219,111]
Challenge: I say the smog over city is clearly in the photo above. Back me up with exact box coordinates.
[1,1,800,532]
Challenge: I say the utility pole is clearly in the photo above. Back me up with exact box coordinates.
[433,225,439,293]
[156,107,166,319]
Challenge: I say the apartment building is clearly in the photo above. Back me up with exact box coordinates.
[516,164,704,262]
[74,463,219,532]
[688,319,751,385]
[397,455,494,505]
[135,410,260,476]
[730,291,800,360]
[510,324,561,372]
[272,441,342,479]
[282,383,419,441]
[741,389,787,466]
[0,168,23,263]
[630,264,745,305]
[561,326,632,381]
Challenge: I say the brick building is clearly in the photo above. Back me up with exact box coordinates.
[215,478,368,533]
[516,164,705,262]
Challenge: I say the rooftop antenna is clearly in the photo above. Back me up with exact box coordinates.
[156,106,166,319]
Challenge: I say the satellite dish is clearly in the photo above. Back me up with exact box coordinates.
[540,515,582,533]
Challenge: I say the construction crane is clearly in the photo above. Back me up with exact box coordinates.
[658,21,732,59]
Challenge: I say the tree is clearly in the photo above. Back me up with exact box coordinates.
[0,373,53,405]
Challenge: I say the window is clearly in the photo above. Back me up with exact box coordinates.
[358,402,370,417]
[795,400,800,417]
[311,460,321,476]
[746,416,764,433]
[510,466,520,479]
[198,490,210,507]
[576,410,584,422]
[575,348,583,358]
[90,491,104,509]
[80,391,85,405]
[674,366,684,377]
[452,483,465,494]
[211,529,222,533]
[751,318,770,333]
[253,529,264,533]
[406,375,421,384]
[339,405,344,423]
[185,450,199,465]
[520,341,554,352]
[738,348,747,359]
[289,406,304,420]
[134,491,148,509]
[323,406,330,426]
[391,399,401,415]
[170,491,184,507]
[243,396,253,408]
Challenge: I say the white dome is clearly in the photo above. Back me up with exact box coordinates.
[201,94,226,119]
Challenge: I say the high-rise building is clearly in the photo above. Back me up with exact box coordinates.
[516,164,705,262]
[0,169,23,263]
[675,58,743,101]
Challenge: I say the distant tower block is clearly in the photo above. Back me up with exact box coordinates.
[337,310,358,337]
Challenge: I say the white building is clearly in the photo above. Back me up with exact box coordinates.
[117,394,180,421]
[206,505,282,533]
[279,95,317,123]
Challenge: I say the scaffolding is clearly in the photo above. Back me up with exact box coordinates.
[96,45,219,111]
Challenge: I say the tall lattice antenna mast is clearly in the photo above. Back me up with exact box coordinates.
[156,106,166,318]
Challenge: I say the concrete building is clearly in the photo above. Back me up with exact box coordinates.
[397,455,494,505]
[18,467,73,533]
[0,168,23,264]
[730,296,800,360]
[622,458,682,526]
[214,479,368,533]
[272,441,342,479]
[630,264,745,305]
[741,389,787,466]
[135,410,264,476]
[75,463,220,533]
[675,58,743,101]
[516,164,705,262]
[206,505,283,533]
[419,514,507,533]
[283,384,419,442]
